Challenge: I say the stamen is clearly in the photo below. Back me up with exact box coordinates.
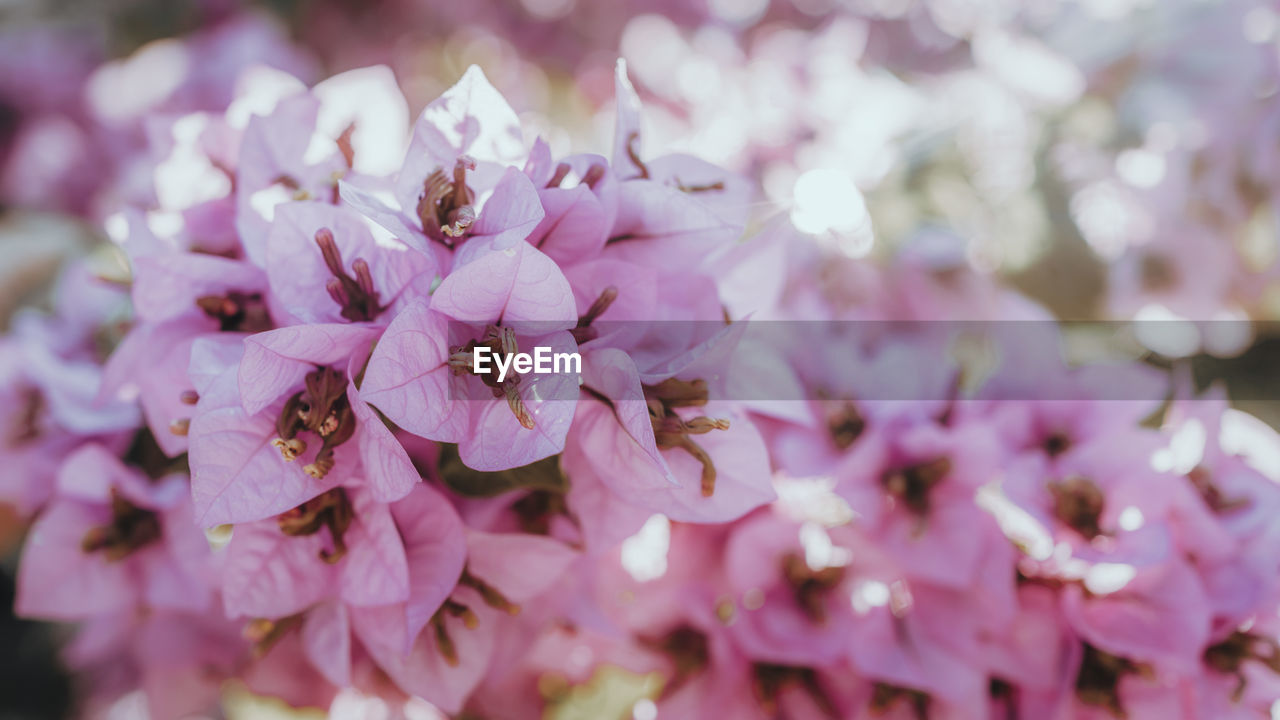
[754,664,839,719]
[674,178,726,193]
[315,228,343,274]
[244,614,304,658]
[683,417,731,433]
[1187,466,1251,514]
[781,553,844,625]
[335,122,356,169]
[441,598,480,629]
[352,259,375,296]
[1043,431,1072,457]
[581,164,606,189]
[451,156,475,209]
[314,228,384,322]
[512,490,570,535]
[646,378,710,408]
[242,618,274,644]
[1076,644,1147,718]
[639,625,710,700]
[626,132,650,179]
[277,487,355,563]
[123,428,184,481]
[8,387,43,447]
[274,392,305,456]
[325,278,350,309]
[547,163,572,188]
[303,455,336,479]
[300,409,355,479]
[448,347,476,372]
[168,418,190,436]
[179,390,199,405]
[459,569,521,615]
[318,412,340,437]
[676,435,720,496]
[247,616,303,655]
[432,614,460,667]
[498,326,518,357]
[300,368,352,434]
[271,437,307,462]
[645,379,730,496]
[881,458,951,519]
[418,156,478,245]
[1204,631,1280,700]
[572,286,618,343]
[869,683,930,720]
[716,598,736,623]
[80,489,163,562]
[195,291,273,333]
[441,205,476,237]
[329,173,342,204]
[1049,476,1107,540]
[428,594,487,669]
[504,383,535,430]
[271,174,302,191]
[455,326,536,428]
[826,402,866,450]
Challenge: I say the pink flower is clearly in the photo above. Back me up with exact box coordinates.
[188,323,418,526]
[100,211,271,458]
[521,141,618,266]
[64,606,246,720]
[584,63,755,317]
[222,483,469,708]
[360,280,579,472]
[236,65,408,266]
[561,341,776,524]
[339,65,544,268]
[0,260,138,513]
[222,483,411,619]
[17,444,214,620]
[351,528,575,714]
[264,201,436,326]
[831,416,1005,590]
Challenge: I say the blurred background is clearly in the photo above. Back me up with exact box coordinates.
[4,0,1279,322]
[1,0,1278,717]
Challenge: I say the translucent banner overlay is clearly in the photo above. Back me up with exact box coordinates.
[443,320,1279,402]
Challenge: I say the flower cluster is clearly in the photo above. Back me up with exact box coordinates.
[4,55,1280,720]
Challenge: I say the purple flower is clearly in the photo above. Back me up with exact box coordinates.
[64,606,245,720]
[235,65,408,265]
[264,201,436,326]
[360,254,580,470]
[100,213,271,457]
[17,444,213,620]
[607,61,751,262]
[521,141,618,266]
[561,339,776,524]
[339,66,544,267]
[0,260,139,513]
[352,528,575,714]
[828,415,1005,590]
[222,483,410,619]
[188,323,418,525]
